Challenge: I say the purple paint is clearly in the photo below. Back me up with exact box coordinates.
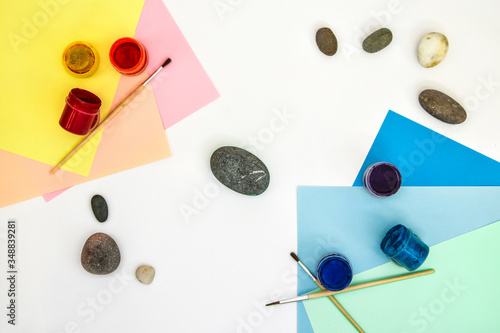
[363,162,402,197]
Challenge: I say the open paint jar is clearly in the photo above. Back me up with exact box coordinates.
[363,162,402,198]
[316,253,353,291]
[380,224,429,271]
[62,41,99,78]
[109,37,148,75]
[59,88,101,135]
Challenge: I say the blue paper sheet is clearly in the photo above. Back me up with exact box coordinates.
[297,186,500,293]
[353,111,500,186]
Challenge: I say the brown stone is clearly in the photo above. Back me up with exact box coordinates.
[418,89,466,124]
[81,233,121,275]
[316,27,338,56]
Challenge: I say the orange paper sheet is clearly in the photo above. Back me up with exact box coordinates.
[0,71,171,208]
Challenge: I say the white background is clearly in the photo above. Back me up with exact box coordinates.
[2,0,500,332]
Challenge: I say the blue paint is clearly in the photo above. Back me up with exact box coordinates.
[380,224,429,271]
[315,253,353,291]
[363,162,402,197]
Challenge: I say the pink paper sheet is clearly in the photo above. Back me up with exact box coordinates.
[135,0,219,129]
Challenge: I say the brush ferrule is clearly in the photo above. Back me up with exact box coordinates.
[142,67,163,87]
[279,295,309,305]
[298,261,317,281]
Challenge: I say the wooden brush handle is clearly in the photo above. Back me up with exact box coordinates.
[314,279,365,333]
[309,269,435,299]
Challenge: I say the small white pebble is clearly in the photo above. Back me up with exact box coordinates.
[417,32,449,68]
[136,265,155,285]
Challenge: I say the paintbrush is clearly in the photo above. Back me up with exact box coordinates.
[50,58,172,174]
[291,252,365,333]
[266,268,435,306]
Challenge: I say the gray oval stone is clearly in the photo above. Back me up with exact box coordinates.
[91,194,108,222]
[362,28,393,53]
[418,89,467,124]
[210,146,270,196]
[316,27,338,56]
[81,233,120,275]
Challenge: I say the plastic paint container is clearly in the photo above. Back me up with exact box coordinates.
[63,41,99,78]
[316,253,353,291]
[363,162,402,198]
[109,37,148,75]
[380,224,429,271]
[59,88,101,135]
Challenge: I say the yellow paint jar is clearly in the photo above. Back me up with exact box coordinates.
[62,41,99,78]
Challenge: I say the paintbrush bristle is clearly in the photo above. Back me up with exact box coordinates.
[290,252,300,262]
[162,58,172,67]
[266,301,279,307]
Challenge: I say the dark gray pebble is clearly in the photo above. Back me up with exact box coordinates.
[91,194,108,222]
[316,27,338,56]
[81,233,120,275]
[419,89,467,124]
[210,146,270,196]
[362,28,393,53]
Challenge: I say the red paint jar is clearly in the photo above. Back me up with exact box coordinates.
[59,88,101,135]
[109,37,148,75]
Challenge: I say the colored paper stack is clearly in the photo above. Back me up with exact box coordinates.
[297,111,500,332]
[0,0,219,207]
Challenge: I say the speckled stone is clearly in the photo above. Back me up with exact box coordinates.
[417,32,449,68]
[210,146,270,196]
[91,194,108,222]
[81,233,120,275]
[419,89,466,124]
[362,28,393,53]
[316,27,338,56]
[136,265,155,285]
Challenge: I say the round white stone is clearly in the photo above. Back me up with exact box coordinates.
[417,32,449,68]
[136,265,155,285]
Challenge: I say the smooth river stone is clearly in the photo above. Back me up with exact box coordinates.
[316,27,338,56]
[91,194,108,222]
[418,32,449,68]
[362,28,393,53]
[136,265,155,285]
[419,89,467,124]
[210,146,270,196]
[81,233,121,275]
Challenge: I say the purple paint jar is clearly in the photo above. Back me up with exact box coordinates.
[363,162,402,198]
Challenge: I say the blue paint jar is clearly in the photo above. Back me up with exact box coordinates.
[363,162,402,198]
[380,224,429,271]
[316,253,353,291]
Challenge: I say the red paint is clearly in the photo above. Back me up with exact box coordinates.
[109,37,148,75]
[59,88,101,135]
[114,43,141,69]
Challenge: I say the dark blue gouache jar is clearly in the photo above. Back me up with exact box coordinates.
[316,253,353,291]
[380,224,429,271]
[363,162,402,198]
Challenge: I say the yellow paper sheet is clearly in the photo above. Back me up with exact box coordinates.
[0,0,145,176]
